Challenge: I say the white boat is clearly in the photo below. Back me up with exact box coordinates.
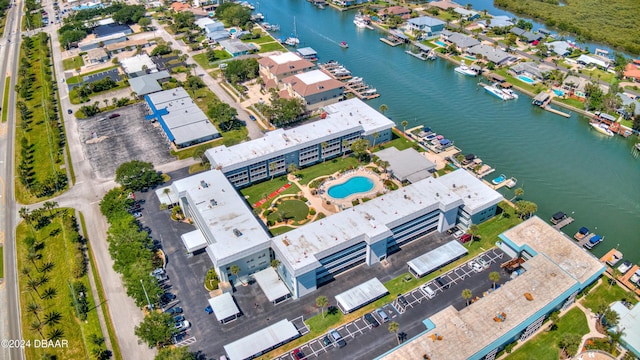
[505,177,517,188]
[484,84,511,101]
[501,88,519,99]
[590,122,614,137]
[454,60,477,76]
[354,19,367,28]
[348,76,363,83]
[285,17,300,47]
[364,88,377,95]
[617,260,632,274]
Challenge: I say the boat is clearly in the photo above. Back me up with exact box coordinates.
[617,260,632,274]
[634,143,640,151]
[454,60,477,76]
[590,122,614,137]
[285,17,300,47]
[364,88,377,95]
[574,226,589,241]
[584,234,603,249]
[505,177,517,188]
[550,211,567,225]
[484,84,512,101]
[605,250,623,267]
[317,4,325,9]
[501,87,519,99]
[340,41,349,48]
[348,76,363,83]
[492,174,507,185]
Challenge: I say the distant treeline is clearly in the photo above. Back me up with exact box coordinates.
[494,0,640,55]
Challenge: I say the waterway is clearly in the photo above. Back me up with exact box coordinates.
[255,0,640,263]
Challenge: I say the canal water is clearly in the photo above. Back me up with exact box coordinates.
[256,0,640,262]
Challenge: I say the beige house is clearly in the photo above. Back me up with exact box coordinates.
[258,52,315,89]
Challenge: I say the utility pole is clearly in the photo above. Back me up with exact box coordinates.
[140,279,152,310]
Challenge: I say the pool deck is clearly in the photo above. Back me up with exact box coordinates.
[318,167,387,209]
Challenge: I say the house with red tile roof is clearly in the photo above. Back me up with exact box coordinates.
[379,6,412,20]
[170,1,191,12]
[281,69,344,110]
[258,52,316,89]
[624,60,640,82]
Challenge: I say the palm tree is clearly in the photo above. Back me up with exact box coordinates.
[230,264,241,283]
[372,132,380,148]
[163,188,173,206]
[316,296,328,318]
[30,320,44,337]
[401,120,408,134]
[44,311,62,326]
[388,321,400,345]
[468,224,479,242]
[27,279,41,297]
[379,104,388,114]
[609,268,621,289]
[40,261,54,273]
[269,162,277,180]
[27,302,42,320]
[287,163,298,175]
[489,271,501,289]
[26,250,41,267]
[42,201,58,217]
[510,187,524,202]
[21,267,33,280]
[19,207,32,232]
[602,309,620,327]
[103,99,109,108]
[112,97,117,107]
[41,287,57,300]
[608,329,624,353]
[47,328,64,341]
[462,288,472,306]
[270,259,280,269]
[321,142,328,162]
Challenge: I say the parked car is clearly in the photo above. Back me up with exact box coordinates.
[420,284,436,299]
[133,212,142,218]
[109,113,120,119]
[460,234,472,243]
[249,115,257,121]
[154,273,168,282]
[174,315,185,322]
[67,109,72,114]
[376,308,389,323]
[469,261,483,273]
[363,313,379,328]
[322,335,332,347]
[397,294,409,307]
[150,268,165,277]
[328,329,346,348]
[436,277,450,290]
[453,230,464,239]
[165,307,183,315]
[477,258,489,269]
[162,292,176,302]
[292,348,305,359]
[205,305,213,314]
[174,320,190,331]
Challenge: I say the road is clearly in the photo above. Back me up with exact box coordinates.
[0,0,28,358]
[150,18,264,140]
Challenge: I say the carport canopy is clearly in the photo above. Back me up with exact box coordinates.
[253,267,290,303]
[180,229,208,253]
[224,319,299,360]
[208,292,240,323]
[407,240,468,278]
[155,186,178,206]
[335,278,388,314]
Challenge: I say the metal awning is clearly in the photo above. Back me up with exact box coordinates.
[407,241,468,278]
[253,267,290,303]
[208,292,240,323]
[224,319,299,360]
[180,230,208,253]
[335,278,388,314]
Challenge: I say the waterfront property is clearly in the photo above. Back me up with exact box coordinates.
[466,44,515,66]
[378,216,605,360]
[509,62,552,83]
[218,39,254,57]
[407,16,446,39]
[547,40,573,57]
[375,147,436,183]
[611,301,640,357]
[205,98,394,188]
[144,87,220,148]
[440,30,480,52]
[258,52,316,88]
[281,69,345,110]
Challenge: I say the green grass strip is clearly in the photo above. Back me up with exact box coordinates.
[2,76,9,122]
[79,212,123,360]
[0,246,4,278]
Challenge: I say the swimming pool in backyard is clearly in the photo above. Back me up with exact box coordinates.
[327,176,374,199]
[518,75,535,84]
[435,41,446,47]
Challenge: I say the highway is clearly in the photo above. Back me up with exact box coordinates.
[0,0,26,359]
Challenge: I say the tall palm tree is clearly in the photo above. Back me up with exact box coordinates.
[468,224,479,242]
[40,261,54,273]
[316,296,328,318]
[388,321,400,345]
[230,264,241,283]
[609,268,621,289]
[42,201,58,217]
[401,120,408,134]
[489,271,501,289]
[27,279,41,297]
[372,132,380,148]
[43,311,62,326]
[163,188,173,206]
[269,162,277,180]
[379,104,388,115]
[510,187,524,202]
[27,302,42,320]
[41,287,57,300]
[462,289,472,306]
[26,251,41,267]
[30,320,44,337]
[47,328,64,341]
[608,329,624,353]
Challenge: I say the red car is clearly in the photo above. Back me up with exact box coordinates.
[108,113,120,119]
[460,234,472,243]
[292,349,305,359]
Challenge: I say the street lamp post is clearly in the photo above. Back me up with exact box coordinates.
[140,279,152,310]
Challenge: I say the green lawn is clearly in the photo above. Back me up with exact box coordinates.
[296,157,361,185]
[620,118,633,128]
[242,35,274,45]
[493,69,547,94]
[240,176,301,208]
[258,42,287,53]
[2,76,9,122]
[375,132,416,152]
[16,209,107,360]
[270,226,296,236]
[0,246,4,278]
[62,56,84,71]
[556,97,586,110]
[581,281,637,313]
[579,68,616,84]
[506,307,589,360]
[267,199,309,223]
[66,66,118,85]
[69,80,129,105]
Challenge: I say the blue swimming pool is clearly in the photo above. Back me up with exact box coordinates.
[327,176,374,199]
[435,41,446,47]
[553,89,564,96]
[229,28,237,34]
[518,75,535,84]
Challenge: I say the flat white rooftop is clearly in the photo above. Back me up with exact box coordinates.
[206,98,394,172]
[335,278,388,314]
[172,170,271,263]
[407,240,468,277]
[208,292,240,323]
[295,69,331,84]
[273,172,466,274]
[181,229,208,253]
[271,51,303,64]
[436,169,503,215]
[121,54,156,74]
[224,319,299,360]
[253,267,290,303]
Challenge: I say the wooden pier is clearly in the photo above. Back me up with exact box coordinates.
[600,248,623,267]
[552,216,574,230]
[618,265,640,296]
[319,61,379,100]
[577,233,596,248]
[542,105,571,118]
[380,37,402,46]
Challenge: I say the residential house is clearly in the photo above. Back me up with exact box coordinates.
[379,6,411,21]
[479,15,513,29]
[428,1,460,11]
[85,47,109,64]
[624,60,640,82]
[576,54,611,70]
[281,69,344,110]
[509,62,552,82]
[258,52,316,89]
[120,54,158,77]
[441,31,480,52]
[407,16,446,39]
[547,40,572,56]
[218,39,254,57]
[93,23,133,38]
[466,44,514,66]
[509,27,543,43]
[616,93,640,119]
[453,8,480,21]
[331,0,371,6]
[562,75,588,99]
[170,1,191,12]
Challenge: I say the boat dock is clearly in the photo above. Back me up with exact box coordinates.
[552,216,574,230]
[600,248,623,267]
[532,91,571,118]
[618,265,640,296]
[542,105,571,118]
[380,30,408,47]
[319,61,380,100]
[577,233,597,248]
[405,50,426,61]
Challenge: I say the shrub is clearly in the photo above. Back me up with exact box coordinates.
[204,268,220,291]
[71,251,87,279]
[263,209,272,217]
[309,208,316,215]
[300,197,308,202]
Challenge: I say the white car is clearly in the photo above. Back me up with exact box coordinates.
[477,258,489,269]
[420,284,435,299]
[453,230,464,239]
[175,320,190,331]
[469,261,483,273]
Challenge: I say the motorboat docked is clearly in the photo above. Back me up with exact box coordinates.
[574,226,589,241]
[285,16,300,47]
[348,76,363,84]
[617,260,633,274]
[340,41,349,48]
[262,23,280,32]
[484,84,512,101]
[492,174,507,185]
[583,234,603,249]
[454,60,477,76]
[550,211,568,225]
[354,12,367,28]
[505,177,517,188]
[590,122,614,136]
[501,87,519,99]
[605,249,623,267]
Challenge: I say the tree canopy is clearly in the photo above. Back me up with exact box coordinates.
[223,58,259,84]
[155,347,197,360]
[215,3,252,28]
[134,311,177,348]
[115,160,163,191]
[263,95,305,127]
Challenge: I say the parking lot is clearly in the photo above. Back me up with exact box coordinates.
[77,103,175,179]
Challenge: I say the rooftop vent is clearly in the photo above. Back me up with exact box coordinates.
[233,228,242,237]
[209,198,218,206]
[200,180,209,188]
